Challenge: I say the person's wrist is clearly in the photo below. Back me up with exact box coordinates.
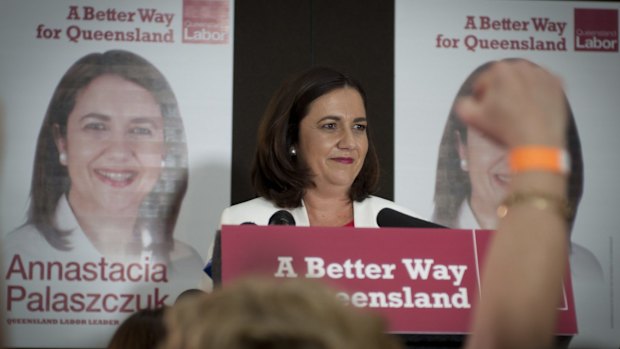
[506,108,566,148]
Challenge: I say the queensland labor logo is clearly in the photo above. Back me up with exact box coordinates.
[182,0,229,44]
[574,8,618,52]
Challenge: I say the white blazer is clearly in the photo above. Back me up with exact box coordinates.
[219,195,421,228]
[203,195,426,285]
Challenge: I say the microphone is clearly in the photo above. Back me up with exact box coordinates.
[269,210,296,225]
[376,208,445,228]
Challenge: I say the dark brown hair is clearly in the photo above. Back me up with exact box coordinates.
[432,58,584,231]
[26,50,188,259]
[252,66,380,208]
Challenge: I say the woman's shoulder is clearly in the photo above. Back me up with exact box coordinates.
[2,224,56,262]
[570,242,604,283]
[3,224,46,249]
[224,196,276,210]
[220,197,281,226]
[171,239,206,268]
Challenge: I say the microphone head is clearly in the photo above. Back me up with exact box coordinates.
[376,208,445,228]
[269,210,296,226]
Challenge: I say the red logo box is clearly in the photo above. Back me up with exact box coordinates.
[574,8,618,52]
[182,0,230,44]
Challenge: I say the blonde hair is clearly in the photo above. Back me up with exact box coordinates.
[164,277,402,349]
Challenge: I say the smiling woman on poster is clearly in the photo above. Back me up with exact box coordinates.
[3,50,203,274]
[432,58,602,281]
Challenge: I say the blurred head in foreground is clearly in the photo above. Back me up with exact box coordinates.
[107,307,167,349]
[164,277,402,349]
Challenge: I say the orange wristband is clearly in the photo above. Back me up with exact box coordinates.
[509,146,570,174]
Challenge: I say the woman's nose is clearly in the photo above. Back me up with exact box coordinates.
[104,135,135,161]
[338,128,357,149]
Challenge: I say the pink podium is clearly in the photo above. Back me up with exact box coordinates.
[220,225,577,335]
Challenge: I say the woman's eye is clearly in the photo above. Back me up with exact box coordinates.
[321,123,337,130]
[353,124,367,131]
[130,127,153,136]
[83,122,107,131]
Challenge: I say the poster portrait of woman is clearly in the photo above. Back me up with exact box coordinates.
[432,58,603,282]
[2,49,204,277]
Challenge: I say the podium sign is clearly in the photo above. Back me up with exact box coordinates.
[221,225,576,335]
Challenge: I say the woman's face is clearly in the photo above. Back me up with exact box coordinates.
[298,87,368,193]
[457,126,509,228]
[56,74,165,214]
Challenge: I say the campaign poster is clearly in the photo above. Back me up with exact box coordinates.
[0,0,233,347]
[394,1,619,348]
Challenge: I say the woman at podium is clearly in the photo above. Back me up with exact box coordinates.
[219,67,420,227]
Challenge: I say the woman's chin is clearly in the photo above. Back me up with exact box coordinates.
[94,198,143,217]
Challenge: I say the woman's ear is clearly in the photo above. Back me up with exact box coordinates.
[455,130,468,172]
[53,124,68,166]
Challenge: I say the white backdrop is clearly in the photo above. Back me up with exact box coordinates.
[395,1,620,348]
